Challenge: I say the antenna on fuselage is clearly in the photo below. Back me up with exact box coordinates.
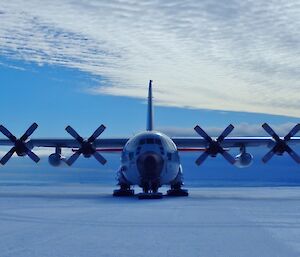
[147,80,153,131]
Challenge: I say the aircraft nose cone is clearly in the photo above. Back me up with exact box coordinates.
[137,152,164,181]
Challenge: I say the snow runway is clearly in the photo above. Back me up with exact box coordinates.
[0,185,300,257]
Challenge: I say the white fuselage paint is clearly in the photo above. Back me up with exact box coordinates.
[117,131,182,187]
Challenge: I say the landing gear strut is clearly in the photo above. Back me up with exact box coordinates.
[138,181,163,199]
[167,183,189,197]
[113,184,135,197]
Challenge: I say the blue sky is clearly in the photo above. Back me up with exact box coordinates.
[0,56,299,138]
[0,1,300,182]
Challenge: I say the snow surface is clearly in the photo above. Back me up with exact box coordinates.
[1,185,300,257]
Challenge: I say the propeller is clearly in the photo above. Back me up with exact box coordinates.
[194,124,236,165]
[262,123,300,163]
[0,123,40,165]
[65,125,107,166]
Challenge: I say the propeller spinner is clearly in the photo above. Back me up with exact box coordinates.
[65,125,107,166]
[194,124,236,165]
[262,123,300,163]
[0,123,40,165]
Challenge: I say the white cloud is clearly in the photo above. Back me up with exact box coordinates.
[160,122,300,137]
[0,0,299,117]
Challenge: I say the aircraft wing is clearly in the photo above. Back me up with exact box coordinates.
[172,137,300,148]
[0,137,129,166]
[0,123,128,148]
[2,137,299,149]
[0,138,128,148]
[32,138,128,148]
[173,123,300,148]
[0,139,11,146]
[0,123,130,166]
[172,123,300,165]
[1,122,300,166]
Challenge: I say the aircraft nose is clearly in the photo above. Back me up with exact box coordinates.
[137,152,164,181]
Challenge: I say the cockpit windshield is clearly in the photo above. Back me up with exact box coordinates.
[139,138,162,145]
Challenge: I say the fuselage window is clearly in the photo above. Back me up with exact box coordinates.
[139,139,146,145]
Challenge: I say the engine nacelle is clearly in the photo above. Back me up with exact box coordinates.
[234,152,253,168]
[48,153,66,167]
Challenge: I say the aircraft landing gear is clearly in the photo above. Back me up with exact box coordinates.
[113,184,135,197]
[138,191,163,199]
[138,182,163,199]
[167,183,189,197]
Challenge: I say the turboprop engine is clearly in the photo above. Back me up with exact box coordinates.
[48,153,66,167]
[234,146,253,168]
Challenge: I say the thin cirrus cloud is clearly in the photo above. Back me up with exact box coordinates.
[0,1,299,117]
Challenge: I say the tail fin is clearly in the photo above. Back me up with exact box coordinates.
[147,80,153,131]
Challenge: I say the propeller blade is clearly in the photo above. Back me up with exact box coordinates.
[262,148,275,163]
[66,151,82,166]
[20,123,38,141]
[285,145,300,163]
[195,151,209,166]
[65,126,84,143]
[217,124,234,142]
[88,125,106,143]
[0,147,16,165]
[26,149,40,163]
[262,123,280,141]
[284,124,300,141]
[93,151,107,165]
[194,126,212,142]
[0,125,16,142]
[221,151,236,164]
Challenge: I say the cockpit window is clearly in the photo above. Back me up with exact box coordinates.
[139,137,162,145]
[146,138,155,144]
[155,139,162,145]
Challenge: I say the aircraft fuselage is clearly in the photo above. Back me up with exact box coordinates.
[117,131,182,191]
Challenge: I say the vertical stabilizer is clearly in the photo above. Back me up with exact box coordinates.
[147,80,153,131]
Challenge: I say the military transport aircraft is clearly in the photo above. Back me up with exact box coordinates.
[1,80,300,199]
